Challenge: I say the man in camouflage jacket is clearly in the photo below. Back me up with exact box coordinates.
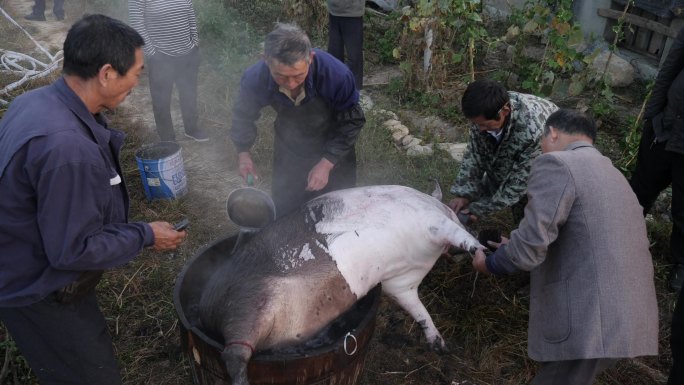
[449,79,558,224]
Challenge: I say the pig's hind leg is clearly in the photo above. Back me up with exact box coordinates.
[386,287,448,353]
[221,341,253,385]
[220,318,267,385]
[438,218,481,252]
[214,293,274,385]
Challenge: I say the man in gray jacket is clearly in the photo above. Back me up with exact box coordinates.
[473,109,658,384]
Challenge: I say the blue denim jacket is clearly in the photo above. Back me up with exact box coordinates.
[0,77,154,307]
[230,48,361,164]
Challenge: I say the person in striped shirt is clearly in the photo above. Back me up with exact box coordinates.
[24,0,65,21]
[128,0,208,142]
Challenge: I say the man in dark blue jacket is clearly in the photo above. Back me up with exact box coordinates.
[0,15,186,385]
[630,26,684,293]
[230,23,365,218]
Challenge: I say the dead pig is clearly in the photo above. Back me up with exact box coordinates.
[198,184,483,385]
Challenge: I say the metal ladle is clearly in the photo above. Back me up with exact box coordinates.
[226,186,276,254]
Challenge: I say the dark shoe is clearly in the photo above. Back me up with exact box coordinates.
[24,13,46,21]
[670,264,684,293]
[184,129,209,142]
[55,14,65,21]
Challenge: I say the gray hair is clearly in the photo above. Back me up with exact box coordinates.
[264,23,312,66]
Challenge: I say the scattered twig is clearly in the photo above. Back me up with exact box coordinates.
[165,318,179,338]
[366,7,388,18]
[533,37,551,91]
[115,262,148,308]
[404,360,439,378]
[364,80,392,87]
[470,270,479,298]
[0,335,13,383]
[634,88,651,129]
[468,37,475,82]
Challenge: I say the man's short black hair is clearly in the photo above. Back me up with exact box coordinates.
[461,79,510,120]
[544,109,597,141]
[62,14,144,79]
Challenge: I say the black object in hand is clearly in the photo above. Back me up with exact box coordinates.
[173,218,190,231]
[478,228,501,252]
[456,212,470,225]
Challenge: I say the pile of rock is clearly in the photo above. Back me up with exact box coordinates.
[376,109,468,161]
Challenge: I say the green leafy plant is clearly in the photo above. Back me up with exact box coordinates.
[371,12,403,64]
[616,80,653,174]
[588,80,618,120]
[195,0,261,74]
[589,0,635,121]
[509,0,585,94]
[395,0,490,88]
[616,114,642,174]
[0,334,34,384]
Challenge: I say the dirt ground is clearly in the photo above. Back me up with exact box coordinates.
[2,0,243,224]
[0,1,676,385]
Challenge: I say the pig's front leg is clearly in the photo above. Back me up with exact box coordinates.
[221,342,253,385]
[387,288,447,353]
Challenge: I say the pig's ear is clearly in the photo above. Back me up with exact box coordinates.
[430,178,443,201]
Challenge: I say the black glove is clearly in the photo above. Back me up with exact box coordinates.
[478,228,501,252]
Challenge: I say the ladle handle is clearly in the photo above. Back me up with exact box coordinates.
[231,231,245,256]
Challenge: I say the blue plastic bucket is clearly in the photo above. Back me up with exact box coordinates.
[135,141,187,200]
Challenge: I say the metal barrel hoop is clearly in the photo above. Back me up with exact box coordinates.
[343,332,358,356]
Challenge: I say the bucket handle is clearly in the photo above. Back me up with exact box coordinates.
[343,332,358,356]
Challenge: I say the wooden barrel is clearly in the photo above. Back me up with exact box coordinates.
[173,235,381,385]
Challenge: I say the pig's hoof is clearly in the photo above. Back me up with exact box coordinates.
[428,338,449,354]
[467,244,483,254]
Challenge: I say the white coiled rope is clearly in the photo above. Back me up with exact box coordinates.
[0,6,63,105]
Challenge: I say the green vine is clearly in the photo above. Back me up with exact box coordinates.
[590,0,634,122]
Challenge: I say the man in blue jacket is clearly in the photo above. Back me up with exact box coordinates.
[0,15,186,385]
[230,23,365,218]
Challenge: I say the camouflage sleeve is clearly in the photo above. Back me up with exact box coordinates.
[467,138,540,217]
[450,134,485,199]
